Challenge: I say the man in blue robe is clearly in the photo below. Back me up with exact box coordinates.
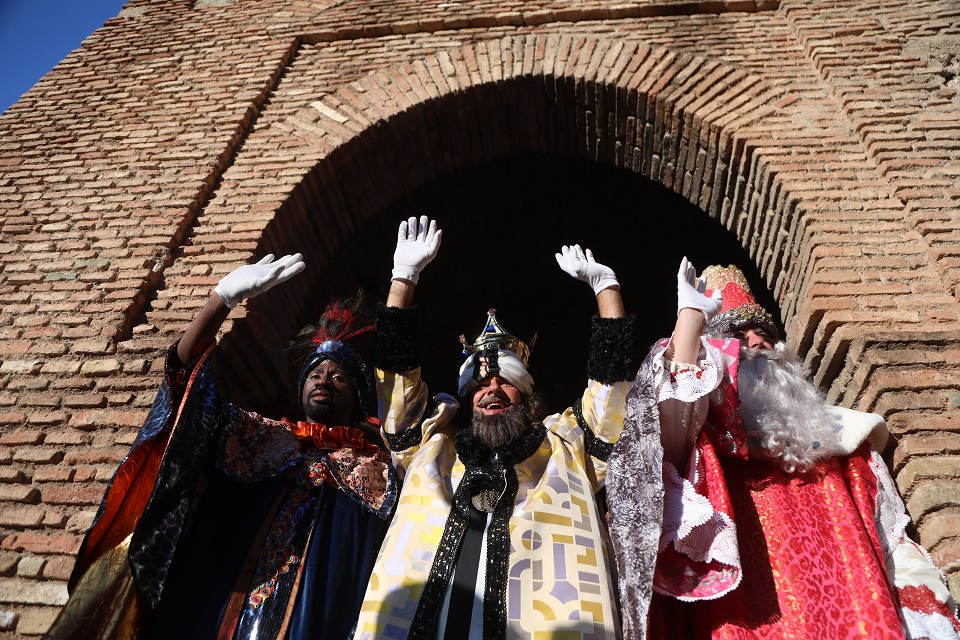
[52,254,398,640]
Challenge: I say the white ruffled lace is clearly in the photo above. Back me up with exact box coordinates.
[650,337,733,403]
[661,456,740,569]
[871,451,960,637]
[870,451,911,558]
[661,460,713,543]
[902,607,960,640]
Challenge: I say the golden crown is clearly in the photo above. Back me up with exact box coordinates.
[459,309,536,367]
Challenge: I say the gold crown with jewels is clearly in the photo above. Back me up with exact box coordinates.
[459,308,536,367]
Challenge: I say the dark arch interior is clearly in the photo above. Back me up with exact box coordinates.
[223,151,779,416]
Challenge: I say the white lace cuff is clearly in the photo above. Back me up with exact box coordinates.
[651,337,727,403]
[664,359,702,375]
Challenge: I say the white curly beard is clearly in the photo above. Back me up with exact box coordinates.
[737,343,840,473]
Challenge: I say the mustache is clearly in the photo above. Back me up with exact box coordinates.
[740,345,784,363]
[306,382,340,400]
[477,394,513,408]
[737,343,838,474]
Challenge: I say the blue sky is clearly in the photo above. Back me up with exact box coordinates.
[0,0,129,113]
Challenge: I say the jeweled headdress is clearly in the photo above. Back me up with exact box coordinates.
[702,265,781,343]
[457,309,536,398]
[459,308,536,367]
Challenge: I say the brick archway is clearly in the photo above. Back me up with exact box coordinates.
[193,33,956,407]
[144,30,960,602]
[133,24,960,463]
[182,35,796,406]
[3,7,960,632]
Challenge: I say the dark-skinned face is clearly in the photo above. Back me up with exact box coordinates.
[300,359,356,425]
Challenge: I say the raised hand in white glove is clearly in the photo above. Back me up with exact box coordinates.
[214,253,305,309]
[555,244,619,295]
[392,215,442,284]
[676,257,722,319]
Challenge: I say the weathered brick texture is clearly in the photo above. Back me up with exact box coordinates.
[1,0,959,635]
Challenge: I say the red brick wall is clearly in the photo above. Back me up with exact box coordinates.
[1,0,958,634]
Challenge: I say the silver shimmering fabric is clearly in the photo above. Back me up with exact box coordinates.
[606,352,664,640]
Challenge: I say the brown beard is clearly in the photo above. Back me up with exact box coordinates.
[470,393,545,451]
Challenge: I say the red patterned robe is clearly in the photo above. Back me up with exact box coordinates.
[609,338,960,640]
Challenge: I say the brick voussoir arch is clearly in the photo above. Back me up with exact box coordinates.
[192,30,958,441]
[243,44,960,514]
[143,31,954,428]
[266,34,946,397]
[328,35,943,420]
[285,35,790,260]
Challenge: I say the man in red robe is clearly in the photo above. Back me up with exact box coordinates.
[607,259,960,640]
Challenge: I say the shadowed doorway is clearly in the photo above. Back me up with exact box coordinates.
[227,151,778,415]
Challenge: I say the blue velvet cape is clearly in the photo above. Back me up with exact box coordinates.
[71,348,397,640]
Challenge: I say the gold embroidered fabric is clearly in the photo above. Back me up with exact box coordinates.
[357,366,626,639]
[48,535,142,640]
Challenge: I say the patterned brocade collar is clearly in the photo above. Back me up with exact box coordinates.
[283,419,396,517]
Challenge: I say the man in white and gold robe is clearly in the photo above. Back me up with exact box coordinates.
[356,218,640,640]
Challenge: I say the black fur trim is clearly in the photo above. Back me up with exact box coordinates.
[587,314,641,384]
[453,426,491,467]
[383,398,433,451]
[376,303,418,371]
[575,398,613,462]
[383,423,423,452]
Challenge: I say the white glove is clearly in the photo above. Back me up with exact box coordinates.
[214,253,305,309]
[676,257,722,319]
[392,215,442,284]
[555,244,619,295]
